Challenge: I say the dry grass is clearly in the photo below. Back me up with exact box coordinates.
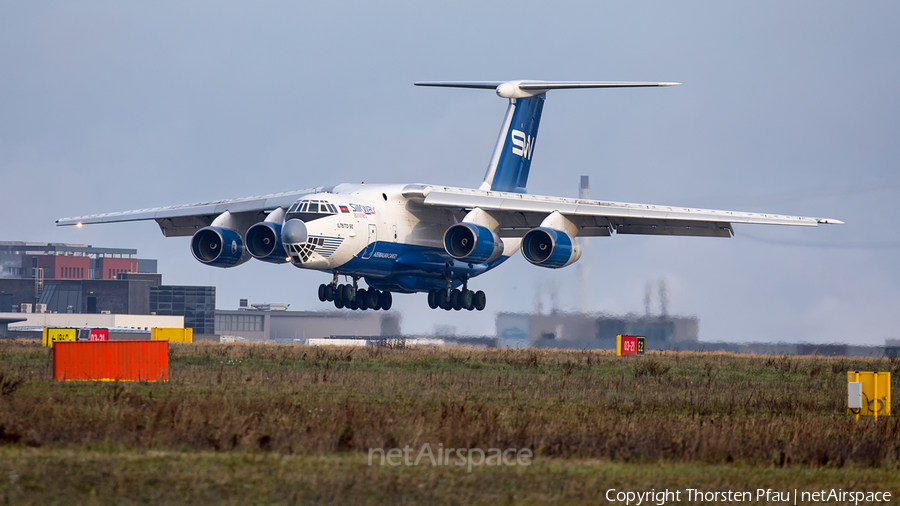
[1,340,897,466]
[1,449,898,506]
[0,340,898,503]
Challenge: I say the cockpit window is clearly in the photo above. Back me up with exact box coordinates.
[286,198,338,222]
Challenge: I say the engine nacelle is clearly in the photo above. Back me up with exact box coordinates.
[190,227,248,268]
[245,222,288,264]
[443,223,504,264]
[521,227,582,268]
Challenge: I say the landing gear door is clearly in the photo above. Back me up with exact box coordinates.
[361,223,377,259]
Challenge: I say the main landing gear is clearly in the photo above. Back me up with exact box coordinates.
[427,288,486,311]
[318,281,392,311]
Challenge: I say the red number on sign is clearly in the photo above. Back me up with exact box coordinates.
[89,329,108,341]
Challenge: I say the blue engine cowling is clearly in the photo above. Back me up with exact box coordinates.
[191,227,247,268]
[245,222,288,264]
[443,223,504,264]
[521,227,582,268]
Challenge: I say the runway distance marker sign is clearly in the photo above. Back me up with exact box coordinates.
[616,335,645,356]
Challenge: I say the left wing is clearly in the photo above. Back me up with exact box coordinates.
[401,185,843,238]
[56,188,321,236]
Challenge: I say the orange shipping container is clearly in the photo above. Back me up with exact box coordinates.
[52,341,168,382]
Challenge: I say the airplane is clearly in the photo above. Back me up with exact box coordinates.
[56,80,842,312]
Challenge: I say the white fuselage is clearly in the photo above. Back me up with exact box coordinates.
[282,183,520,292]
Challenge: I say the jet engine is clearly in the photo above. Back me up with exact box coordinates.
[443,223,504,264]
[190,227,248,267]
[521,227,582,268]
[245,208,289,264]
[244,222,287,263]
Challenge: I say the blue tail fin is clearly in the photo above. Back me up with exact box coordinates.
[414,80,680,193]
[480,94,545,193]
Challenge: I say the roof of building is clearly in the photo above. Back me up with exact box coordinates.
[0,241,137,257]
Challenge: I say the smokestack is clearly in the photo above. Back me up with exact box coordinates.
[658,279,669,318]
[644,282,652,317]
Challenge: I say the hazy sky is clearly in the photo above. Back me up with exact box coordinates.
[2,2,898,344]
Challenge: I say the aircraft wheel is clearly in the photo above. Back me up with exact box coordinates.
[379,291,393,310]
[474,290,486,311]
[324,284,335,301]
[439,289,452,310]
[464,290,475,311]
[357,289,369,310]
[366,289,380,309]
[438,290,453,311]
[348,295,359,310]
[334,290,344,309]
[450,289,462,311]
[427,290,438,309]
[317,284,327,302]
[341,284,354,305]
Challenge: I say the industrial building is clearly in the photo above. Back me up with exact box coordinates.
[151,285,216,335]
[0,242,160,314]
[492,312,897,357]
[0,241,402,342]
[496,311,699,349]
[2,313,184,340]
[214,299,400,342]
[0,241,156,281]
[0,241,212,337]
[0,316,26,338]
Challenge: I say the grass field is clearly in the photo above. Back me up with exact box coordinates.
[0,340,898,504]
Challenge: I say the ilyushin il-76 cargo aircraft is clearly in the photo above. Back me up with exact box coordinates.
[57,80,842,312]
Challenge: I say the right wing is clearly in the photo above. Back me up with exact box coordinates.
[56,188,321,237]
[402,184,843,238]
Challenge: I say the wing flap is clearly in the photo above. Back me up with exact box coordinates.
[154,216,214,238]
[613,220,733,238]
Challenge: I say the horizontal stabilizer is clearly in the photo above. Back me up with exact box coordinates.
[414,81,504,89]
[415,80,680,98]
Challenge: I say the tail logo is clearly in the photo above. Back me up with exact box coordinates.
[510,129,535,160]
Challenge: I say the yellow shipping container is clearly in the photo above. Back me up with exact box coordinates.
[847,371,891,418]
[150,327,193,343]
[43,328,78,348]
